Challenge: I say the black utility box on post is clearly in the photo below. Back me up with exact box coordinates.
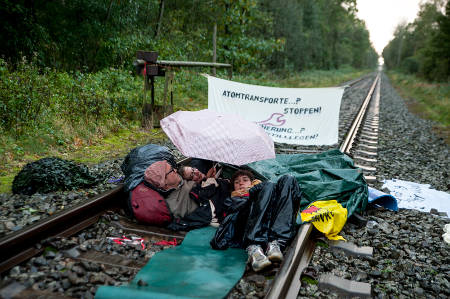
[136,50,172,129]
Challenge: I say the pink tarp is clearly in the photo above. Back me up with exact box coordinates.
[160,109,275,166]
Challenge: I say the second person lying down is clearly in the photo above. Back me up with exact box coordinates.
[211,169,302,272]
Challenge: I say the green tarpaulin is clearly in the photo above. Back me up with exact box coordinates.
[95,226,247,299]
[248,149,368,217]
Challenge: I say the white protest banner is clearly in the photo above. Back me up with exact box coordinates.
[207,75,345,145]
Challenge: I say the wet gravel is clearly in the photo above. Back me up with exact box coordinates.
[375,73,449,192]
[0,160,125,238]
[3,212,169,298]
[1,72,449,298]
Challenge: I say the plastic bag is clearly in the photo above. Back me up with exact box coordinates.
[12,157,103,195]
[300,200,347,241]
[121,144,176,192]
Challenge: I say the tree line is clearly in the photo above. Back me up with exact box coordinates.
[0,0,378,73]
[382,0,449,82]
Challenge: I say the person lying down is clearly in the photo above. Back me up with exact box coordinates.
[178,164,229,227]
[211,169,302,272]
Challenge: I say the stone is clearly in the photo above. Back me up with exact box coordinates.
[33,257,47,267]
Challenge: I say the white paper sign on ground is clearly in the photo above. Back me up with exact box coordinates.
[382,179,450,217]
[207,75,345,145]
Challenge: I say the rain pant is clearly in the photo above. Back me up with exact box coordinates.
[121,144,176,192]
[211,175,301,250]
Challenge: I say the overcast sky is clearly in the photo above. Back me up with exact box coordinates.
[356,0,423,55]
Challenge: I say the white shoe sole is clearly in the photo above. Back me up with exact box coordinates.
[252,259,272,272]
[268,253,283,262]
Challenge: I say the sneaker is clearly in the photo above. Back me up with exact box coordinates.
[266,240,283,262]
[246,245,271,272]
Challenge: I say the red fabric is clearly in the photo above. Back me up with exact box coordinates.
[142,62,147,76]
[130,182,172,226]
[155,238,178,246]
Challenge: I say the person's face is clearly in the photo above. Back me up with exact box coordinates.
[233,175,252,191]
[182,167,205,183]
[164,164,181,189]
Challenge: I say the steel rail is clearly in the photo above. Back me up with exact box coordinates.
[265,73,380,299]
[0,185,124,273]
[265,224,314,299]
[340,74,380,154]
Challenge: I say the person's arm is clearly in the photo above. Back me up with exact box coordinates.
[189,183,217,205]
[206,163,223,179]
[249,181,265,200]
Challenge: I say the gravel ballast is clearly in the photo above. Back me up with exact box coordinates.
[1,73,449,298]
[297,74,449,298]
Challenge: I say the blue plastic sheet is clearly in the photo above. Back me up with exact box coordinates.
[368,186,398,211]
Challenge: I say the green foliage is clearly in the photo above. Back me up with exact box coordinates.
[262,0,377,71]
[315,239,329,248]
[383,0,449,82]
[0,58,143,137]
[387,71,450,129]
[0,0,377,73]
[301,276,318,285]
[12,157,104,195]
[0,56,52,136]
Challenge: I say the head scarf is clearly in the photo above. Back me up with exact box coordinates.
[144,160,181,191]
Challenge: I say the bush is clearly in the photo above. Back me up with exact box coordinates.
[402,57,419,74]
[0,58,144,137]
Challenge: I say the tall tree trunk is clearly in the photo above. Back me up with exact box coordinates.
[154,0,165,38]
[145,0,152,26]
[396,34,403,68]
[105,0,114,23]
[224,3,230,52]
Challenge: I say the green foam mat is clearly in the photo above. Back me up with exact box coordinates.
[95,226,247,299]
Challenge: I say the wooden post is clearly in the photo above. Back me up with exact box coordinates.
[170,73,174,112]
[150,76,155,127]
[212,23,217,76]
[137,51,159,130]
[142,74,153,130]
[161,71,175,117]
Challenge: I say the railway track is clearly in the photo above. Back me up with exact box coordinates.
[266,73,380,298]
[0,73,381,298]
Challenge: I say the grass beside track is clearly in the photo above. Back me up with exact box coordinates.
[0,67,369,194]
[386,71,450,143]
